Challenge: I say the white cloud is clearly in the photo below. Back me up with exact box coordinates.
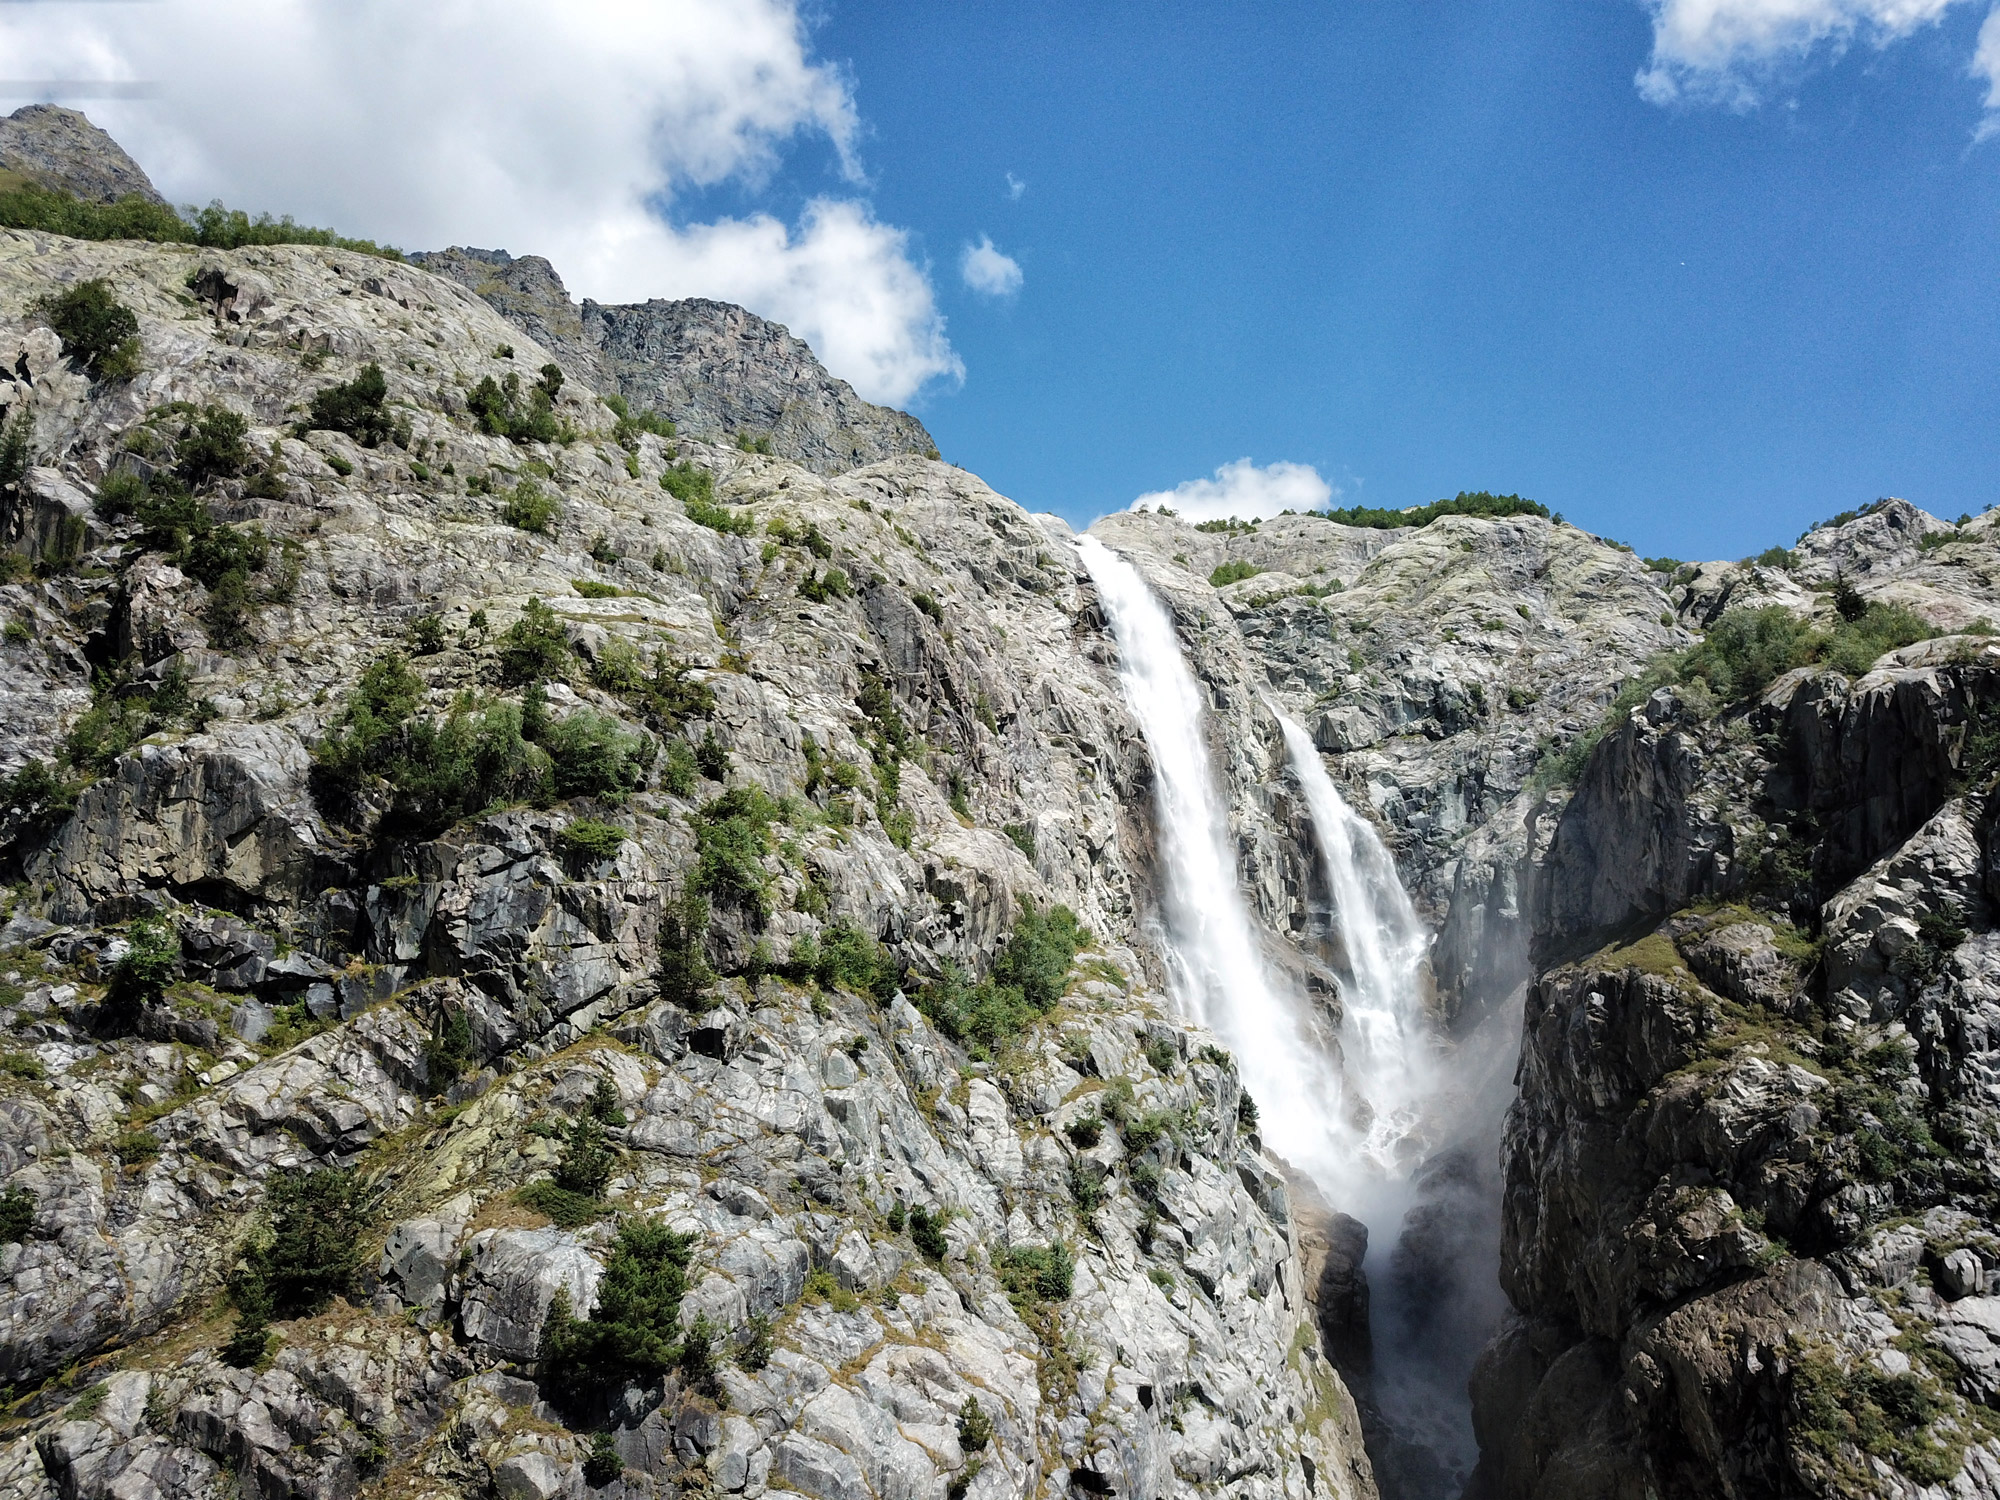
[1129,459,1334,524]
[1974,5,2000,137]
[959,234,1023,297]
[0,0,958,404]
[1005,172,1027,201]
[1635,0,1974,105]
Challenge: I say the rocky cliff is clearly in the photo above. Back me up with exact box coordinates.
[0,106,164,205]
[412,249,938,477]
[0,228,1370,1500]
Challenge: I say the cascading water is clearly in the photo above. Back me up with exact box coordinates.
[1079,534,1489,1498]
[1075,536,1354,1186]
[1274,711,1433,1184]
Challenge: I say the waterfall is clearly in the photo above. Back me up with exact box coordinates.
[1081,534,1480,1497]
[1075,536,1352,1187]
[1273,713,1433,1182]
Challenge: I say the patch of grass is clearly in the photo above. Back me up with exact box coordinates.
[0,1052,45,1081]
[516,1180,611,1229]
[1789,1342,1971,1487]
[571,578,620,599]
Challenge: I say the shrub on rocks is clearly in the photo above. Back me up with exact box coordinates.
[539,711,651,802]
[37,278,141,381]
[497,598,570,683]
[225,1167,371,1364]
[658,890,717,1012]
[539,1218,700,1388]
[302,361,394,448]
[916,905,1088,1057]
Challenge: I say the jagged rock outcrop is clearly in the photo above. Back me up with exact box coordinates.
[1480,575,2000,1495]
[412,247,938,476]
[0,105,164,205]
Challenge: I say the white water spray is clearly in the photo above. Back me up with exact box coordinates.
[1076,536,1352,1186]
[1274,713,1434,1181]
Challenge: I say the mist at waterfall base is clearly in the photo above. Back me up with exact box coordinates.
[1077,536,1511,1499]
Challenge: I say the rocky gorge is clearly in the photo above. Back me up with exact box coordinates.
[2,108,2000,1500]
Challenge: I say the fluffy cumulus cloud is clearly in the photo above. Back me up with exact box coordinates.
[1129,459,1334,523]
[1635,0,1986,109]
[0,0,959,403]
[959,235,1023,297]
[1976,6,2000,135]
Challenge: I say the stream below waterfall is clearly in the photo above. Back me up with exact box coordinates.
[1078,536,1511,1500]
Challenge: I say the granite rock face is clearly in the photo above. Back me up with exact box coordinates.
[412,247,937,476]
[0,105,164,205]
[0,228,1370,1500]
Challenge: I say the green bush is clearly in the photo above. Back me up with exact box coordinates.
[540,710,651,801]
[552,1114,616,1197]
[6,185,399,252]
[658,890,715,1010]
[0,758,78,836]
[1065,1112,1101,1148]
[497,598,570,683]
[1209,559,1262,588]
[61,664,203,776]
[590,641,715,733]
[311,657,547,837]
[1,411,36,496]
[166,404,254,489]
[36,279,140,381]
[798,566,852,602]
[0,1184,34,1244]
[996,1241,1073,1306]
[572,579,620,599]
[606,394,675,448]
[501,478,558,533]
[468,371,564,445]
[1315,491,1548,529]
[692,787,781,915]
[811,920,900,1001]
[1748,546,1796,570]
[661,737,699,797]
[424,1007,472,1092]
[994,906,1089,1010]
[101,917,179,1029]
[540,1218,700,1387]
[303,362,393,447]
[908,1204,948,1262]
[958,1398,993,1452]
[408,612,447,655]
[915,906,1088,1058]
[584,1434,623,1487]
[557,818,628,864]
[231,1167,369,1331]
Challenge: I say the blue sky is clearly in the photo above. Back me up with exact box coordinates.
[15,0,1997,562]
[790,0,2000,559]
